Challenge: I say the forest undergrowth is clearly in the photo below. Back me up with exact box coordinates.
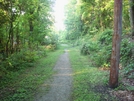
[69,47,118,101]
[0,43,134,101]
[69,46,134,101]
[0,46,62,101]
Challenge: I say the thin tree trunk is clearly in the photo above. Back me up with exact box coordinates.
[6,25,10,57]
[10,17,14,54]
[9,0,14,54]
[129,0,134,36]
[28,11,33,48]
[109,0,122,88]
[16,24,19,52]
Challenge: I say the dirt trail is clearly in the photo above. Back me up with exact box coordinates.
[34,50,73,101]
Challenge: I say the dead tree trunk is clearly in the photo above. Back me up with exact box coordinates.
[109,0,122,88]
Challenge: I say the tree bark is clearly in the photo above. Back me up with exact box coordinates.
[109,0,122,88]
[9,0,14,54]
[28,11,34,48]
[16,23,20,52]
[129,0,134,36]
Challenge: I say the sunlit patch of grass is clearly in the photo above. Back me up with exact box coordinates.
[69,47,117,101]
[0,49,62,101]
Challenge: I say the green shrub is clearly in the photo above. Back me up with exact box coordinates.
[90,44,112,67]
[80,43,90,55]
[80,29,113,67]
[80,41,99,55]
[123,63,134,74]
[45,44,57,51]
[99,29,113,45]
[120,38,134,66]
[0,47,47,72]
[91,29,113,67]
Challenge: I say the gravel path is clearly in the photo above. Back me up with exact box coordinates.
[34,50,73,101]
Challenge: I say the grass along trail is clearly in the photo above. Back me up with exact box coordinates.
[68,47,118,101]
[1,45,132,101]
[0,49,62,101]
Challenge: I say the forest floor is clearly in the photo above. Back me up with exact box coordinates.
[0,45,134,101]
[34,49,73,101]
[69,46,134,101]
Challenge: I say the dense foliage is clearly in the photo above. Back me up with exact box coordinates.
[64,0,134,72]
[0,0,58,78]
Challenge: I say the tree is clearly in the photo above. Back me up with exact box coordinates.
[64,0,80,40]
[0,0,54,59]
[109,0,122,88]
[129,0,134,36]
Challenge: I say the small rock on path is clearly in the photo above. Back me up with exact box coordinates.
[34,50,72,101]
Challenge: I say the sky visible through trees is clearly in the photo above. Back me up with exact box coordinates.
[53,0,68,30]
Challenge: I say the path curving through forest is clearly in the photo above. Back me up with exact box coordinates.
[34,50,73,101]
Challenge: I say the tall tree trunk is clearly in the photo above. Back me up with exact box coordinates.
[130,0,134,36]
[28,20,33,48]
[10,17,14,54]
[9,0,14,54]
[6,25,10,57]
[28,11,33,48]
[16,23,20,52]
[109,0,122,88]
